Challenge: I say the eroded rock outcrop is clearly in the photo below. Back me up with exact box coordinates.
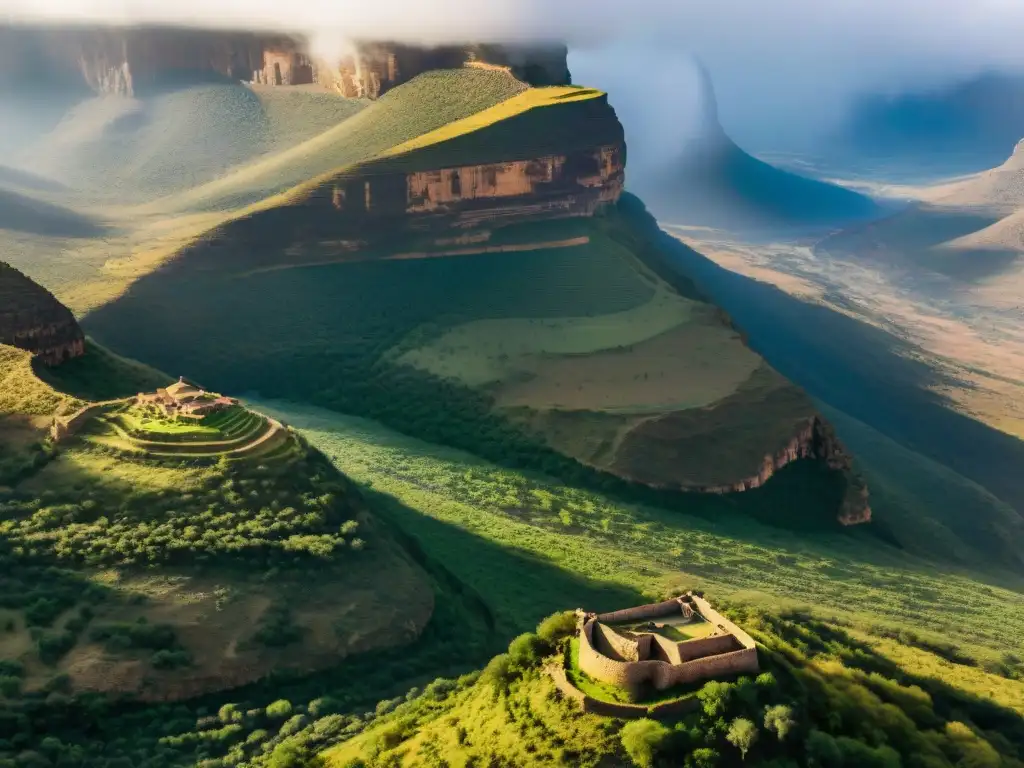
[691,416,872,525]
[0,261,84,365]
[0,25,569,98]
[326,145,625,231]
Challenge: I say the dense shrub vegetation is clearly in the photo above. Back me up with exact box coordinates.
[0,450,362,568]
[330,605,1024,768]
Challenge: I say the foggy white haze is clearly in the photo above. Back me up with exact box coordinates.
[4,0,1024,153]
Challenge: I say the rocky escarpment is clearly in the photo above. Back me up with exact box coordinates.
[326,144,624,231]
[191,92,626,272]
[0,261,84,365]
[0,25,569,98]
[253,41,569,98]
[692,416,871,525]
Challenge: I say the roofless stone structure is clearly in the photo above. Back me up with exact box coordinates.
[577,592,759,701]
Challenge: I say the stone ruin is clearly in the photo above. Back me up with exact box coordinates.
[575,592,759,701]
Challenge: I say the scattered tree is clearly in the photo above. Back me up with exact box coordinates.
[764,704,796,742]
[727,717,759,760]
[698,681,734,719]
[620,719,671,768]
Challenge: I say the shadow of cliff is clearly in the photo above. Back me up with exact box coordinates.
[0,187,108,238]
[0,164,64,193]
[621,194,1024,519]
[125,484,648,719]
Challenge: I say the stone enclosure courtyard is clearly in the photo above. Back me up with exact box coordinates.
[552,592,760,717]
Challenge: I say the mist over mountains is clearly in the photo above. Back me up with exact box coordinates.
[7,0,1024,156]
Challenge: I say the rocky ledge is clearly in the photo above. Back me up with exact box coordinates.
[694,416,872,525]
[0,261,85,366]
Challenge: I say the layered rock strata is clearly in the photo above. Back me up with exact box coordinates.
[325,145,625,231]
[0,261,84,365]
[0,25,569,97]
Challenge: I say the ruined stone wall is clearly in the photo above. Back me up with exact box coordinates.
[578,594,760,698]
[578,620,642,689]
[51,404,98,443]
[676,633,742,661]
[595,598,686,624]
[549,663,702,720]
[690,595,757,650]
[591,621,642,662]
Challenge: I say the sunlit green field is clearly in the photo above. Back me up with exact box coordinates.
[252,399,1024,663]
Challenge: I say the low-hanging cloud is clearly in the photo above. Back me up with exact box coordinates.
[5,0,1024,151]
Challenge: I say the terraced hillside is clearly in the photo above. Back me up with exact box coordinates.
[90,401,294,463]
[83,71,867,529]
[0,324,431,704]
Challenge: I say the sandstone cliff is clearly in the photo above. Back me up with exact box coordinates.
[0,25,569,98]
[0,261,84,365]
[325,144,625,231]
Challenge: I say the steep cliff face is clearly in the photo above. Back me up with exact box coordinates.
[0,261,84,365]
[326,144,625,231]
[0,25,569,98]
[690,416,871,525]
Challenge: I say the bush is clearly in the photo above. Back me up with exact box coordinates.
[253,605,304,648]
[151,649,191,670]
[620,719,672,767]
[697,681,734,718]
[0,676,20,697]
[480,654,515,694]
[805,730,841,767]
[266,700,294,720]
[686,747,720,768]
[506,632,545,672]
[764,704,796,741]
[89,621,178,652]
[536,611,577,646]
[307,697,338,718]
[726,717,759,759]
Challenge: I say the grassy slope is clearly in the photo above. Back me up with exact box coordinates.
[821,403,1024,569]
[325,608,1024,768]
[10,69,533,315]
[326,671,621,767]
[252,400,1024,661]
[159,69,531,214]
[17,84,367,204]
[0,340,431,700]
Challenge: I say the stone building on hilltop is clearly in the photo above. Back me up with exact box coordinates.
[137,376,235,419]
[576,592,759,701]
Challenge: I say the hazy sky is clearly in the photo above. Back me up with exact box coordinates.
[5,0,1024,151]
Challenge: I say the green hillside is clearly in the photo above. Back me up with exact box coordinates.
[325,606,1022,768]
[84,204,858,531]
[160,69,530,213]
[4,44,1024,768]
[0,339,432,736]
[16,83,367,204]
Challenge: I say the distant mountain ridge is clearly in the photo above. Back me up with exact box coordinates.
[642,64,881,230]
[839,71,1024,174]
[0,25,570,98]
